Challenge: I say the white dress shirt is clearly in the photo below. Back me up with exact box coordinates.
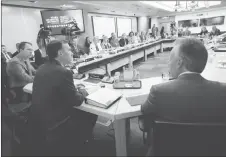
[178,71,200,77]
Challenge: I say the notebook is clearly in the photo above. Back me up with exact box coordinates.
[85,88,122,109]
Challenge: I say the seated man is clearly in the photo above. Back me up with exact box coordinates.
[141,38,226,155]
[183,27,191,36]
[2,45,12,62]
[6,42,35,104]
[210,25,221,37]
[89,36,102,54]
[28,40,97,156]
[119,33,129,47]
[109,33,120,47]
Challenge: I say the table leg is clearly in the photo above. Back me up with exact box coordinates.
[114,119,130,156]
[161,43,163,53]
[144,50,147,61]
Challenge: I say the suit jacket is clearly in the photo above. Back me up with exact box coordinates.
[183,30,191,36]
[119,38,129,47]
[34,49,48,67]
[210,29,221,36]
[141,73,226,123]
[6,57,35,88]
[29,59,85,131]
[110,38,120,47]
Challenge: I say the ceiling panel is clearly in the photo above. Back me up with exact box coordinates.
[2,0,226,17]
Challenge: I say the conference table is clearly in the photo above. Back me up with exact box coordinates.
[23,39,226,156]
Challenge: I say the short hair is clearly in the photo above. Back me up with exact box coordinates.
[129,31,134,36]
[19,42,32,51]
[46,40,68,60]
[175,38,208,73]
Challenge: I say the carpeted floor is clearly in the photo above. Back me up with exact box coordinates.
[91,51,170,156]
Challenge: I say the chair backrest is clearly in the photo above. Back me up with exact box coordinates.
[151,121,226,156]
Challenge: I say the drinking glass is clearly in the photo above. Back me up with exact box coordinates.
[162,72,170,81]
[114,72,120,83]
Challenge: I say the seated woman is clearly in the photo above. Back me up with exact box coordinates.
[134,32,141,43]
[101,35,112,49]
[34,37,48,68]
[6,42,36,104]
[140,31,146,42]
[89,36,102,55]
[128,31,135,44]
[200,26,208,37]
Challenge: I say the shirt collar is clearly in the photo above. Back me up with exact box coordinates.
[178,71,200,77]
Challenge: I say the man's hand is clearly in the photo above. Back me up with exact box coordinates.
[78,88,89,97]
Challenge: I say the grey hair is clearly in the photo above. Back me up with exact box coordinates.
[175,38,208,73]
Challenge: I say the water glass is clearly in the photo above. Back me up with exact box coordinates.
[114,72,120,83]
[124,68,134,81]
[133,69,140,80]
[162,72,170,81]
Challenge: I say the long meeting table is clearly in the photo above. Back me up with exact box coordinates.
[23,39,226,156]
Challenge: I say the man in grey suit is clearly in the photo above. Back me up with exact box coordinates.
[6,42,35,103]
[141,38,226,124]
[28,40,97,156]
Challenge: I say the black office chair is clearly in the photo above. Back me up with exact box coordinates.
[147,121,226,156]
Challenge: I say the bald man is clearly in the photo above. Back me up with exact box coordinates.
[141,38,226,123]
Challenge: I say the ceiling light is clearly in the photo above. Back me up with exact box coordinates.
[28,1,38,3]
[140,1,174,12]
[60,4,74,8]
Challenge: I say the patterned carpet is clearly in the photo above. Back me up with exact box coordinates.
[91,51,170,156]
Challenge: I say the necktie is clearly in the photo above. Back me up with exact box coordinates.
[24,60,32,75]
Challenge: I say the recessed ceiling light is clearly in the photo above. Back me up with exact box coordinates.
[60,4,74,8]
[28,0,38,3]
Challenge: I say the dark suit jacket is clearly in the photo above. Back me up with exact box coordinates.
[119,38,129,47]
[141,73,226,123]
[30,59,85,131]
[210,29,221,36]
[34,49,48,67]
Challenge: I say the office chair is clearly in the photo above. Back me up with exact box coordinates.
[148,121,226,156]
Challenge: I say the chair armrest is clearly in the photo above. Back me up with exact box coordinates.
[138,116,151,132]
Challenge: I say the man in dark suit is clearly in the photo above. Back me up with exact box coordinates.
[28,40,97,156]
[141,38,226,123]
[141,38,226,155]
[119,33,129,47]
[1,45,12,62]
